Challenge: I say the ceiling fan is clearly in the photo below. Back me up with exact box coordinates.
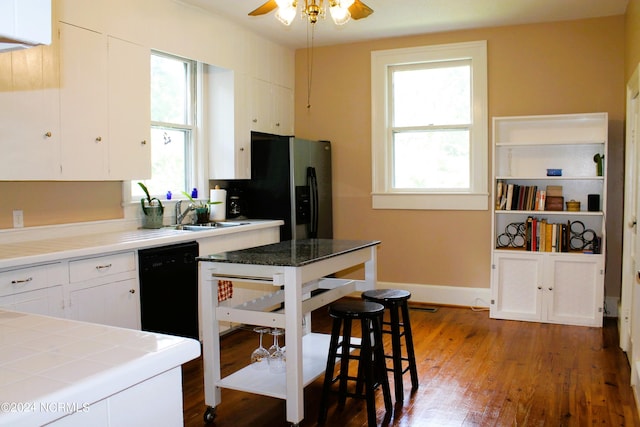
[249,0,374,25]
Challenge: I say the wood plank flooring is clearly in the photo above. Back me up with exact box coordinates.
[181,303,639,427]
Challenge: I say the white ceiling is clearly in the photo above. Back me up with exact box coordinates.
[178,0,629,49]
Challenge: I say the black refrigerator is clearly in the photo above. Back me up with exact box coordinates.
[246,131,333,241]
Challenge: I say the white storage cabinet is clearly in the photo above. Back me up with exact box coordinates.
[0,263,65,317]
[67,251,140,329]
[490,113,608,327]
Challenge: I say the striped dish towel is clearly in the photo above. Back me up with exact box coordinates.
[217,280,233,302]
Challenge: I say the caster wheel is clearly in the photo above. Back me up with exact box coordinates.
[203,406,216,424]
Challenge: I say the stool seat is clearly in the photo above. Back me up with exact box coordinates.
[329,301,385,319]
[362,288,419,403]
[362,289,411,303]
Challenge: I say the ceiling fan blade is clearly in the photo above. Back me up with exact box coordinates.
[248,0,278,16]
[348,0,374,20]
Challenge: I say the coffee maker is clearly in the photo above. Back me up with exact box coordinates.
[227,187,246,219]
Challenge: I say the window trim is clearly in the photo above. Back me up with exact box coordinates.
[371,40,488,210]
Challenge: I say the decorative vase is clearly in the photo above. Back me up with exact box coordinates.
[195,206,209,224]
[141,203,164,229]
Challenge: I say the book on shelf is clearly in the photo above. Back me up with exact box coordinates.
[513,217,576,253]
[497,183,543,211]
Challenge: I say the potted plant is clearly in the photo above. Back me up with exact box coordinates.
[181,191,221,224]
[138,182,164,229]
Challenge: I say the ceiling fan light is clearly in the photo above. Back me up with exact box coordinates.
[276,5,297,25]
[275,0,295,8]
[329,5,350,25]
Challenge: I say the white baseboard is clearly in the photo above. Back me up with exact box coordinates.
[372,281,491,308]
[354,282,618,317]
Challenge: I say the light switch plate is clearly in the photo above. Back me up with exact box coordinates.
[13,210,23,228]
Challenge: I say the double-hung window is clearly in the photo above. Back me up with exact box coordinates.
[371,41,488,210]
[131,51,196,200]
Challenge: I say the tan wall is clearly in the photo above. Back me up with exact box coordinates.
[0,182,123,227]
[294,16,626,296]
[626,0,640,80]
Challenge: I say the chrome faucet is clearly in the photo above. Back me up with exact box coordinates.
[175,200,196,224]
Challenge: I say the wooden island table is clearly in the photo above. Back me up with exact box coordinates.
[198,239,381,426]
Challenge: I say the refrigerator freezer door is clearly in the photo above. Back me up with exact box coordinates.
[291,138,333,240]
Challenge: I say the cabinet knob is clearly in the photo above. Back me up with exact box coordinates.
[275,122,280,127]
[548,287,553,291]
[95,136,102,142]
[239,147,244,152]
[44,131,52,138]
[129,289,136,294]
[537,286,542,290]
[141,140,147,145]
[252,118,257,123]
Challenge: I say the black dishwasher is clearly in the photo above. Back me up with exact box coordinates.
[138,241,199,339]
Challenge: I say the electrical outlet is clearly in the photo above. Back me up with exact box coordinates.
[13,210,24,228]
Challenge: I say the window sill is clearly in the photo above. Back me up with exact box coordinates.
[372,192,489,211]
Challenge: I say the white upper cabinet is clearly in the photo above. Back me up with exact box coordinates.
[58,23,109,179]
[57,0,107,32]
[0,43,61,179]
[0,0,52,52]
[107,36,151,180]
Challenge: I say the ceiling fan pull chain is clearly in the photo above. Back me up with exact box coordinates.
[306,21,315,109]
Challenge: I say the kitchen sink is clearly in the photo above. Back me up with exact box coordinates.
[165,221,250,231]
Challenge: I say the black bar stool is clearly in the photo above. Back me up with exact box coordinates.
[318,300,392,427]
[362,289,419,402]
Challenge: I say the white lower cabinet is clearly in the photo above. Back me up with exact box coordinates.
[67,252,140,329]
[0,263,65,317]
[69,278,139,330]
[491,252,604,327]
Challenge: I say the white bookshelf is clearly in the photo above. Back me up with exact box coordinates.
[490,113,608,327]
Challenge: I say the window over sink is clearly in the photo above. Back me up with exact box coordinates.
[130,51,197,201]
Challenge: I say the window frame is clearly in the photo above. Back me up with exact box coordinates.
[128,51,199,202]
[370,40,488,210]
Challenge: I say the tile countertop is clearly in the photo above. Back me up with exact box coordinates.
[0,309,200,426]
[0,220,283,270]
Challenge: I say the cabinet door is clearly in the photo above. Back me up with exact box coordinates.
[69,279,140,330]
[59,23,109,179]
[0,286,64,318]
[273,85,293,136]
[491,253,543,321]
[545,255,604,326]
[0,44,61,179]
[249,78,272,133]
[107,36,151,179]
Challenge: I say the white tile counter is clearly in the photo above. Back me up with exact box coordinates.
[0,309,200,426]
[0,220,282,270]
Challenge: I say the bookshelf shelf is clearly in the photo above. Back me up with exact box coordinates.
[490,112,608,327]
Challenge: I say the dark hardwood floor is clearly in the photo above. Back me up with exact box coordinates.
[181,302,640,427]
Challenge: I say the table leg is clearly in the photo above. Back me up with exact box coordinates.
[200,265,222,408]
[284,266,304,424]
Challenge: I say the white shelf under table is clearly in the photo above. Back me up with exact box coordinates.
[216,332,360,399]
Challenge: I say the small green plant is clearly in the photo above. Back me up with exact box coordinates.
[181,191,222,208]
[138,182,164,215]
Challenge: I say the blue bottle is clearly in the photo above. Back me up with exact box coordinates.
[191,188,198,199]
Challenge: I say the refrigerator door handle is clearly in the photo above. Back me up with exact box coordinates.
[307,166,319,238]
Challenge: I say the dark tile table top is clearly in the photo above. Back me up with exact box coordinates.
[197,239,380,267]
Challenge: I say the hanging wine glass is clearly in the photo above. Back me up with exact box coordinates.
[250,327,270,370]
[268,328,286,374]
[268,327,282,355]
